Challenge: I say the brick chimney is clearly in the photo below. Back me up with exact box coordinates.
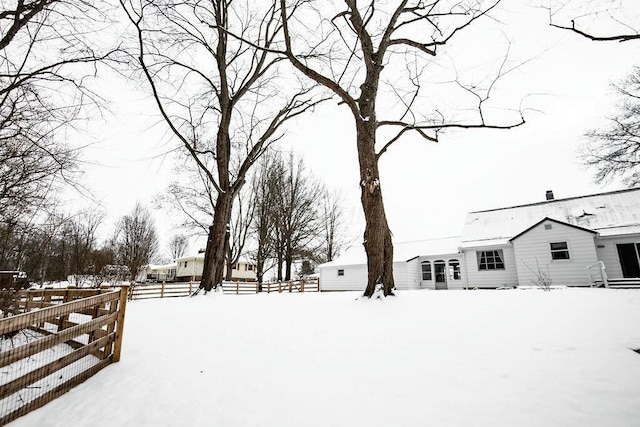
[546,190,554,201]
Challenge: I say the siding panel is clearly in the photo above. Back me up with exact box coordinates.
[511,220,598,287]
[463,246,519,288]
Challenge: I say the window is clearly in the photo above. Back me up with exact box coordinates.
[248,264,254,271]
[448,259,461,280]
[550,242,570,260]
[184,261,188,268]
[337,269,344,276]
[421,262,432,280]
[477,250,505,270]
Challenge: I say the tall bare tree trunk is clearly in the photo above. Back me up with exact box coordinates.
[357,102,394,297]
[200,189,233,292]
[200,91,233,292]
[285,254,293,281]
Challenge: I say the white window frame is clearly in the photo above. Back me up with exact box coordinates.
[448,259,461,280]
[550,242,570,260]
[421,261,432,281]
[477,250,505,271]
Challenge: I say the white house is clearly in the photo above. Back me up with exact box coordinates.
[174,254,257,282]
[319,236,462,291]
[139,263,177,282]
[319,188,640,291]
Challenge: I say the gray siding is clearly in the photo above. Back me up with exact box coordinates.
[319,264,367,291]
[394,261,420,290]
[595,235,640,279]
[406,258,422,289]
[320,261,419,291]
[512,220,598,287]
[462,246,519,288]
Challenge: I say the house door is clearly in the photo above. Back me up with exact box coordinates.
[616,243,640,278]
[434,260,447,290]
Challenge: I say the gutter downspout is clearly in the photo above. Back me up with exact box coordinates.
[460,247,470,290]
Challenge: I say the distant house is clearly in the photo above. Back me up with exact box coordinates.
[139,263,177,282]
[174,254,257,282]
[319,187,640,291]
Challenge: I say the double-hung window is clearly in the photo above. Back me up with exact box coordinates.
[550,242,570,260]
[421,262,432,280]
[477,250,505,270]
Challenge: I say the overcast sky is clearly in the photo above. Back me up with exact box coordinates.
[66,0,640,257]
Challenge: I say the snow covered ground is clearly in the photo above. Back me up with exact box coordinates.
[9,288,640,427]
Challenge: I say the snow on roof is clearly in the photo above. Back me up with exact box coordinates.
[319,236,461,268]
[175,253,206,261]
[461,187,640,246]
[147,263,177,270]
[174,254,256,263]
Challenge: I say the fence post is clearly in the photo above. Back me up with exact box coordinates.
[189,281,193,295]
[40,290,51,327]
[289,281,292,292]
[113,285,129,363]
[161,281,165,298]
[58,287,74,331]
[301,279,305,292]
[236,281,239,295]
[278,281,282,293]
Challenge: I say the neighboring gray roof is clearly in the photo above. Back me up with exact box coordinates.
[461,187,640,247]
[319,236,461,268]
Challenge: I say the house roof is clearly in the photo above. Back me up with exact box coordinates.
[175,254,205,262]
[146,263,177,270]
[319,236,461,268]
[174,254,255,264]
[461,187,640,247]
[508,217,598,242]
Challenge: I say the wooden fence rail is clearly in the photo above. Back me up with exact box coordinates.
[128,282,196,301]
[222,279,320,295]
[127,279,320,299]
[0,286,128,425]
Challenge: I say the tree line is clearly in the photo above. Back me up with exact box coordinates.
[0,203,159,286]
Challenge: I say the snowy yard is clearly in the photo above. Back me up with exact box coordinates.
[8,288,640,427]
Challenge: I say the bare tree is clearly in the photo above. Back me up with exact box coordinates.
[320,189,346,263]
[225,185,255,281]
[249,155,277,284]
[167,233,189,261]
[114,202,159,282]
[582,66,640,186]
[276,153,324,281]
[248,151,329,281]
[548,0,640,42]
[0,0,117,223]
[120,0,326,292]
[68,210,104,276]
[274,0,524,296]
